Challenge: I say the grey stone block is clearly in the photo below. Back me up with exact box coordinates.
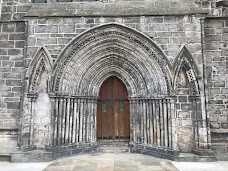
[181,104,191,110]
[0,34,9,41]
[0,41,14,48]
[36,38,57,45]
[15,22,25,32]
[16,5,32,13]
[9,33,25,40]
[6,102,21,109]
[1,14,12,21]
[12,87,22,92]
[1,6,14,13]
[0,68,11,72]
[2,61,14,67]
[2,73,22,79]
[205,20,224,28]
[6,80,21,86]
[14,61,24,67]
[59,25,75,33]
[15,41,25,48]
[178,96,188,102]
[57,38,72,44]
[2,23,15,32]
[35,25,58,33]
[8,49,23,55]
[221,123,228,129]
[0,49,7,55]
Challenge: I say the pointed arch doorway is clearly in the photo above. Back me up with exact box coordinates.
[97,76,130,143]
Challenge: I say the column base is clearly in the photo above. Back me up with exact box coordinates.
[129,142,180,161]
[11,142,98,162]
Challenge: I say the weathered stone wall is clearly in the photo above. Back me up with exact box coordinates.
[176,70,195,153]
[0,0,31,21]
[204,18,228,160]
[24,15,204,154]
[0,21,25,155]
[193,0,228,161]
[0,0,227,161]
[26,15,203,62]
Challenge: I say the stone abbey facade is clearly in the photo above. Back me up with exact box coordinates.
[0,0,227,162]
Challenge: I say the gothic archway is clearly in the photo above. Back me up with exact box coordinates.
[47,23,178,159]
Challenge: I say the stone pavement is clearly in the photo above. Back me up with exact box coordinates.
[43,153,179,171]
[1,153,228,171]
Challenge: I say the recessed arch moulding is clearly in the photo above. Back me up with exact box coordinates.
[19,23,213,161]
[52,24,172,97]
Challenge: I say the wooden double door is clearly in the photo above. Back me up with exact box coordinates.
[97,76,130,142]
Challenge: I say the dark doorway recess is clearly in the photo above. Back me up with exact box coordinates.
[97,76,130,143]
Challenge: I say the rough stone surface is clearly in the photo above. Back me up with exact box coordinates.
[205,17,228,160]
[24,1,206,17]
[43,152,179,171]
[0,0,227,163]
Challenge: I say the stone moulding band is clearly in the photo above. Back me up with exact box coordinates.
[24,2,207,18]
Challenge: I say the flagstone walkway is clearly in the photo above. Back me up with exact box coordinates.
[43,153,179,171]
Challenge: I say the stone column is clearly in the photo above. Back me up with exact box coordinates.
[169,96,178,150]
[191,95,215,160]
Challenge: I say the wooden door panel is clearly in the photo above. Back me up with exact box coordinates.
[97,76,130,141]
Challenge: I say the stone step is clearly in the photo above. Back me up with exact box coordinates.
[176,153,199,162]
[98,145,130,153]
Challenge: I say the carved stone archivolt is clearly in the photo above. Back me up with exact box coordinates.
[52,23,173,97]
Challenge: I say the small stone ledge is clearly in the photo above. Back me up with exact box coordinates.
[177,150,216,162]
[11,150,53,163]
[0,126,19,130]
[193,149,217,162]
[211,129,228,133]
[24,1,207,18]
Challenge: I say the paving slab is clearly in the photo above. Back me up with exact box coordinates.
[0,162,50,171]
[172,161,228,171]
[43,153,178,171]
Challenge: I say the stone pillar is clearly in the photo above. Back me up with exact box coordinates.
[129,99,134,143]
[92,98,98,142]
[169,96,178,150]
[191,95,215,161]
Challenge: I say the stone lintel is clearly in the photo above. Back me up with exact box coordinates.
[24,2,207,18]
